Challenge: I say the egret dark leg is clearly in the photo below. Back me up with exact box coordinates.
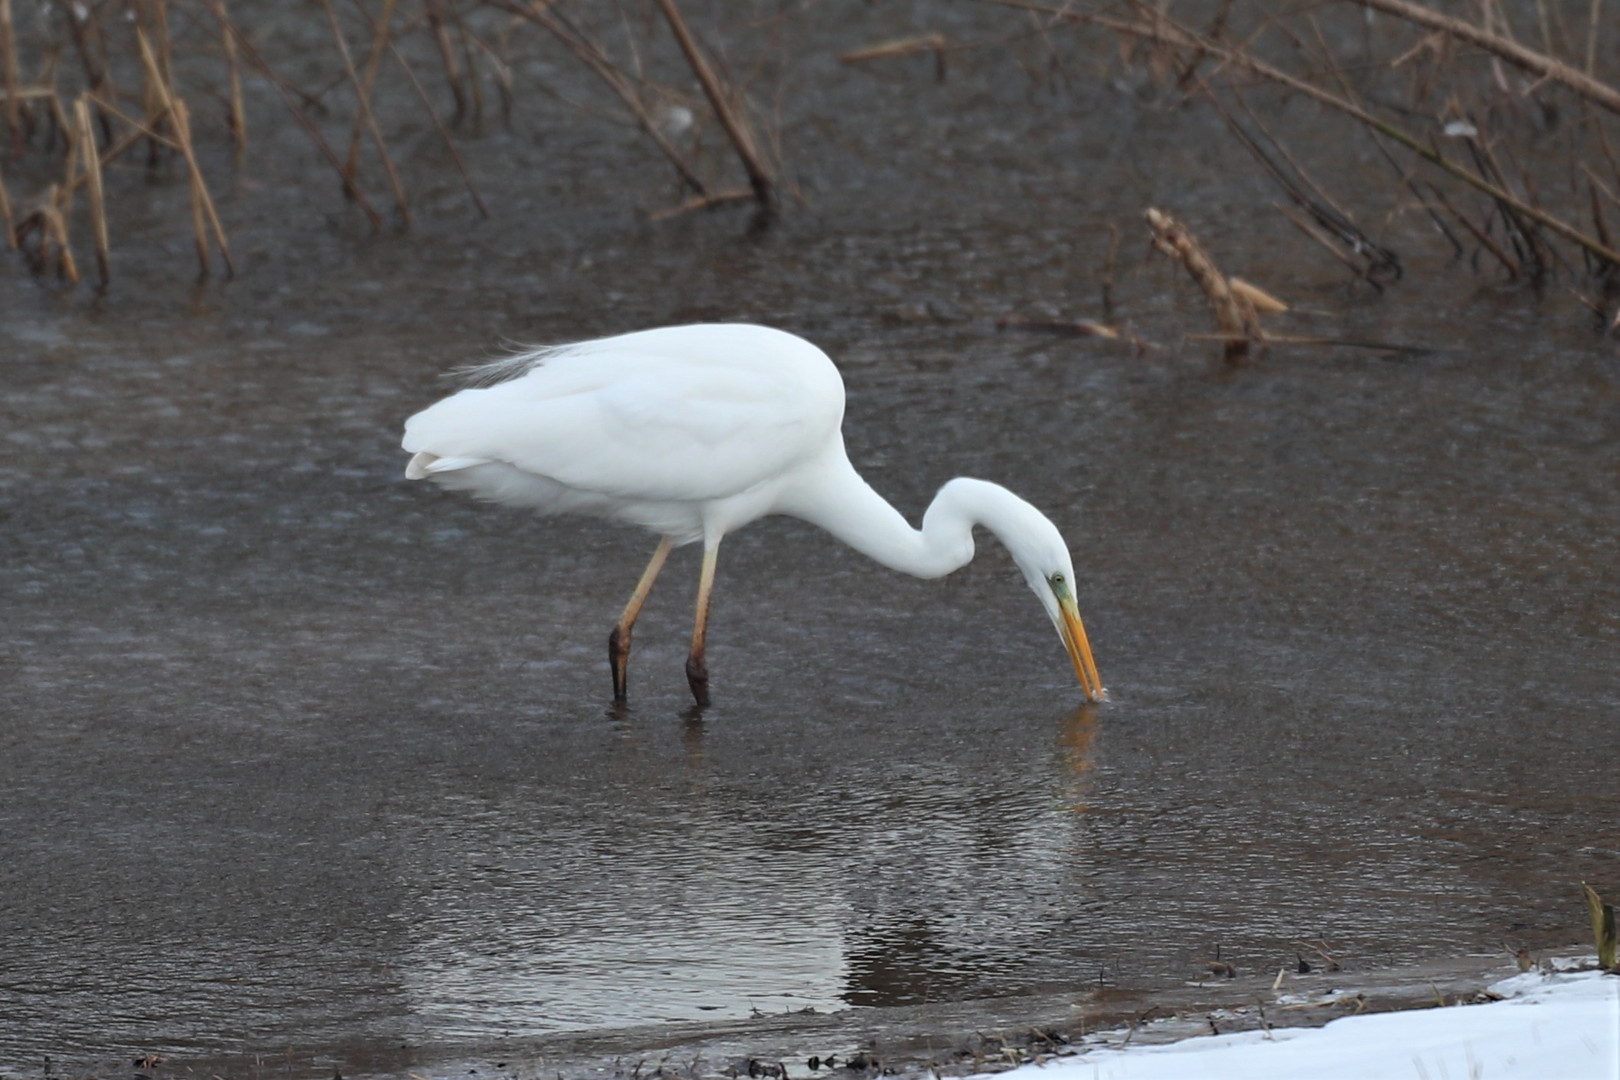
[685,542,720,707]
[609,536,674,701]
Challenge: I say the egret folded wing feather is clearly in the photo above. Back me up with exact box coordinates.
[404,353,833,504]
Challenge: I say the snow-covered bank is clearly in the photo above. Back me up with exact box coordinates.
[989,969,1618,1080]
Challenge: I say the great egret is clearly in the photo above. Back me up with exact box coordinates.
[402,323,1104,707]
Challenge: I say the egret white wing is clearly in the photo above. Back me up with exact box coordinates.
[402,325,845,504]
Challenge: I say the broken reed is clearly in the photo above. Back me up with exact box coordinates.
[0,0,782,285]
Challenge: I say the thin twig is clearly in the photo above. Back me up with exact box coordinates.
[646,186,755,221]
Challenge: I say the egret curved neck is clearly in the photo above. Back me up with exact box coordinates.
[782,455,982,580]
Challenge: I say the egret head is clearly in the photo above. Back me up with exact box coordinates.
[1008,518,1106,704]
[931,478,1106,702]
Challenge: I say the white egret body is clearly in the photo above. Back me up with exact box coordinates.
[402,324,1103,705]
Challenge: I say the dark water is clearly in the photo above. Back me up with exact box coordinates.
[3,4,1619,1075]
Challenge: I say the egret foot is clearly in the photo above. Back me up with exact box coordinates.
[685,653,710,708]
[606,537,675,703]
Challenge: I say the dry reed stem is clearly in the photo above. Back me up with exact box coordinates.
[1355,0,1620,118]
[152,0,175,94]
[995,313,1120,338]
[1229,277,1287,313]
[645,186,755,221]
[0,153,14,248]
[1275,201,1384,279]
[453,14,485,131]
[79,93,179,167]
[319,0,409,223]
[1102,221,1121,317]
[19,184,79,282]
[425,0,468,124]
[841,34,948,64]
[494,0,708,197]
[654,0,776,215]
[58,102,78,215]
[218,0,246,151]
[343,0,399,181]
[1183,332,1431,353]
[75,95,109,286]
[1,0,21,148]
[135,2,170,162]
[179,101,210,276]
[60,2,112,143]
[136,28,233,277]
[1145,207,1263,362]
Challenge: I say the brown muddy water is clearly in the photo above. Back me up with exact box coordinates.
[2,5,1618,1077]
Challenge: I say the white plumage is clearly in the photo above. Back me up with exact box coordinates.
[403,323,1103,706]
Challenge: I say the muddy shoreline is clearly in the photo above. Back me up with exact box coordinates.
[30,952,1596,1080]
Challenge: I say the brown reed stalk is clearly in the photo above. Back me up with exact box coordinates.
[136,28,234,277]
[1145,207,1263,362]
[218,0,246,151]
[1,0,21,148]
[180,105,209,274]
[453,13,484,131]
[653,0,776,215]
[0,154,14,248]
[343,0,397,182]
[424,0,468,124]
[135,8,168,165]
[151,0,175,92]
[646,186,755,221]
[319,0,409,223]
[59,0,112,143]
[21,184,80,282]
[49,202,79,281]
[75,95,109,286]
[840,34,948,65]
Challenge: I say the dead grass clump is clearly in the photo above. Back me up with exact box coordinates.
[0,1,793,287]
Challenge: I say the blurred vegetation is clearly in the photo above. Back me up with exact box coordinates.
[1,0,1617,328]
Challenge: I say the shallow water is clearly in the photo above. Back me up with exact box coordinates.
[3,3,1619,1075]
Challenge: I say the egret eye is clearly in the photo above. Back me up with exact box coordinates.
[1052,573,1065,585]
